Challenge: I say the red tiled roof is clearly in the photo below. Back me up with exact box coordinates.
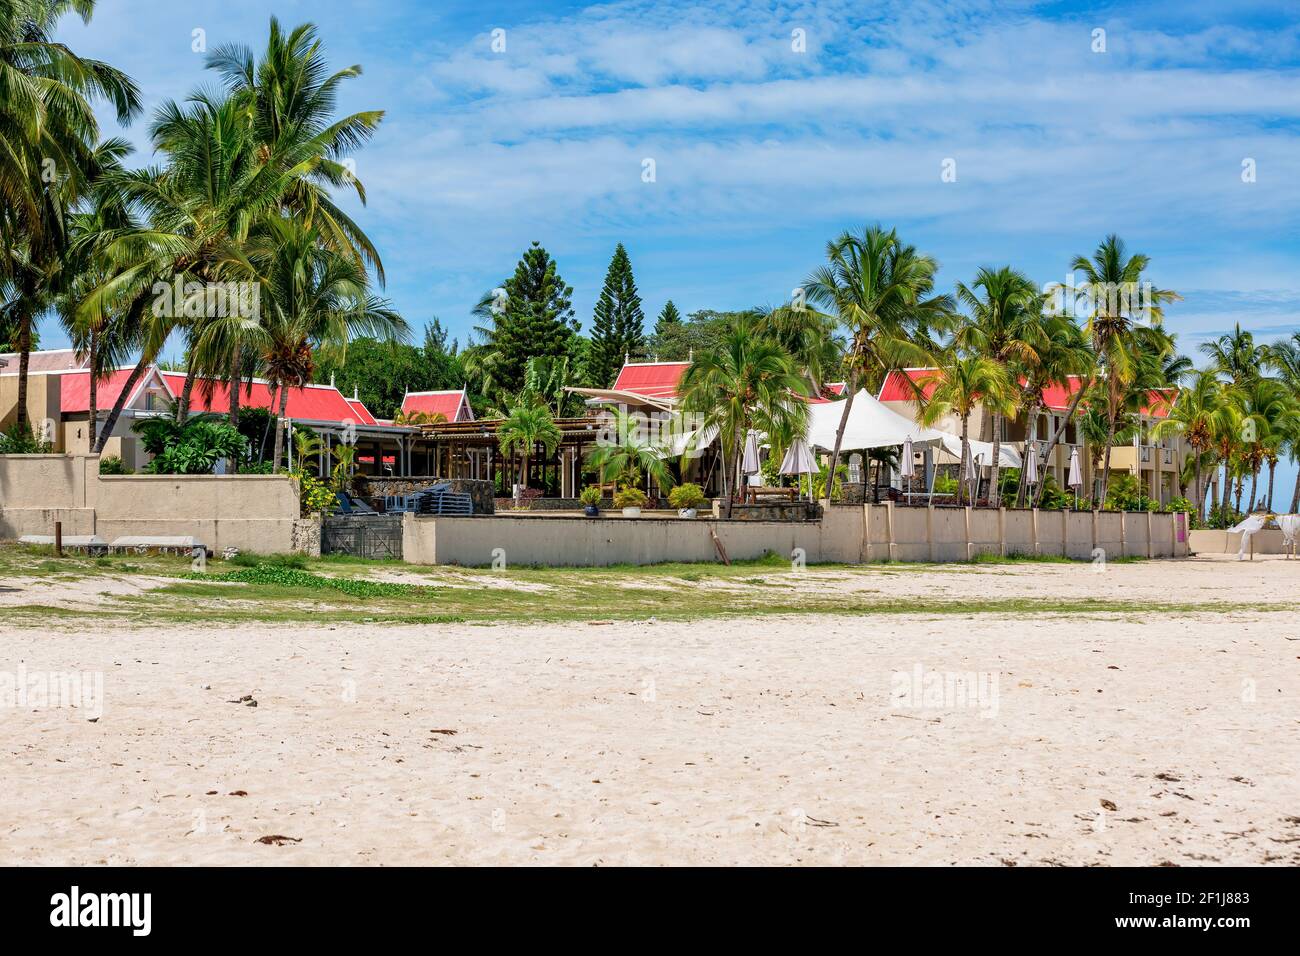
[345,398,377,426]
[59,368,152,413]
[879,369,1174,418]
[401,390,471,422]
[612,362,690,399]
[159,372,359,423]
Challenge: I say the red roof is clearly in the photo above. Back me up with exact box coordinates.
[59,368,150,413]
[401,390,471,422]
[612,362,690,399]
[345,398,377,426]
[159,372,359,423]
[879,369,1174,418]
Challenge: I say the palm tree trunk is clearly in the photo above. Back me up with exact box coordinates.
[271,386,291,474]
[1290,467,1300,514]
[94,356,149,455]
[1034,386,1088,507]
[1098,411,1118,509]
[1220,462,1231,515]
[258,386,279,465]
[1265,460,1276,512]
[959,415,970,507]
[228,356,242,430]
[988,409,1002,508]
[1194,457,1203,523]
[14,311,32,430]
[175,367,197,423]
[1233,474,1243,514]
[87,327,99,453]
[823,371,858,507]
[1016,401,1041,507]
[1247,466,1260,512]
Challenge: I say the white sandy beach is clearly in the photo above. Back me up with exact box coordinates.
[2,556,1297,866]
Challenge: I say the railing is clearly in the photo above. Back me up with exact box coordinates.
[1163,448,1173,465]
[1140,445,1152,463]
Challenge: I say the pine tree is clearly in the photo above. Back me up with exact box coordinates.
[654,300,682,336]
[588,243,646,386]
[484,241,576,396]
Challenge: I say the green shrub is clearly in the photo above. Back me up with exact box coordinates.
[0,423,54,454]
[667,482,706,509]
[132,415,247,474]
[613,485,648,509]
[98,455,131,475]
[294,471,336,517]
[578,485,602,507]
[226,551,308,570]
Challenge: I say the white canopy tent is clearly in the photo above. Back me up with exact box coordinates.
[805,389,1021,466]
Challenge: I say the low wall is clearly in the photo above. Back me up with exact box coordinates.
[0,454,298,553]
[1188,528,1297,555]
[403,505,1192,567]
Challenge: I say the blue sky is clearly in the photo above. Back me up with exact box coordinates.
[49,0,1300,361]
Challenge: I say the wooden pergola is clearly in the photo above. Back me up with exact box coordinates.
[417,417,606,496]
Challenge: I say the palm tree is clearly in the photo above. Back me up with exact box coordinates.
[1233,377,1288,511]
[1263,333,1300,512]
[918,355,1015,506]
[247,217,406,472]
[1200,324,1259,387]
[497,402,561,503]
[1018,313,1094,506]
[678,314,810,517]
[584,407,676,497]
[1064,234,1181,506]
[205,17,386,283]
[1152,370,1231,519]
[954,266,1044,506]
[1,0,140,429]
[796,225,953,502]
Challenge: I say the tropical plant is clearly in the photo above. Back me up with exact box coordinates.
[954,266,1044,505]
[584,408,676,495]
[1061,234,1180,504]
[613,485,648,510]
[98,455,130,475]
[497,402,562,502]
[1152,369,1232,518]
[918,355,1016,505]
[677,313,810,516]
[131,415,246,474]
[578,485,602,508]
[1,0,140,431]
[790,225,953,498]
[667,482,706,510]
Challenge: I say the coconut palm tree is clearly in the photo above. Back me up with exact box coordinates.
[1018,313,1094,507]
[796,225,953,502]
[954,266,1044,506]
[1152,370,1231,519]
[1064,234,1181,505]
[246,217,406,472]
[1,0,140,429]
[497,402,562,503]
[583,407,676,498]
[1263,333,1300,512]
[918,355,1016,506]
[678,314,810,517]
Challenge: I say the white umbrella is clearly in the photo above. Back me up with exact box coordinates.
[900,437,914,504]
[1024,446,1039,486]
[780,438,817,501]
[741,429,761,474]
[1067,446,1082,510]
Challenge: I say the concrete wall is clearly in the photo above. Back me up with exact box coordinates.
[0,454,298,552]
[1189,528,1297,556]
[0,375,61,448]
[403,504,1192,567]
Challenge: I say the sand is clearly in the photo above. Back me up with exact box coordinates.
[2,556,1297,866]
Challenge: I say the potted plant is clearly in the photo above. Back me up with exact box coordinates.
[613,485,648,517]
[579,485,602,517]
[668,482,706,518]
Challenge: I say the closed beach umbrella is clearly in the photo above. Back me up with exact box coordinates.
[741,429,761,474]
[780,438,816,500]
[1024,447,1039,486]
[1067,445,1082,510]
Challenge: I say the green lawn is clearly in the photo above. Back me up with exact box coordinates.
[0,544,1270,628]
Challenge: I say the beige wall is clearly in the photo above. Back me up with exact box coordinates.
[404,505,1191,567]
[0,454,298,552]
[0,375,62,448]
[1189,529,1297,556]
